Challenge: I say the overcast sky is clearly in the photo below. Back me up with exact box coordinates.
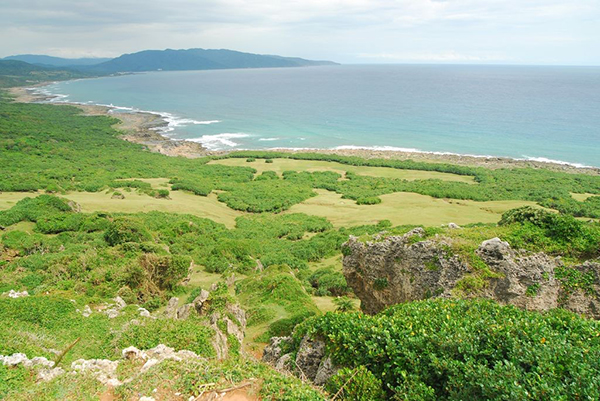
[1,0,598,65]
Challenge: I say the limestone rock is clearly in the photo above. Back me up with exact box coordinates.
[71,358,121,386]
[192,289,210,314]
[105,308,119,319]
[295,336,325,381]
[314,357,339,386]
[275,353,292,372]
[138,307,151,318]
[164,297,179,319]
[7,290,29,298]
[114,296,127,309]
[38,367,65,382]
[342,232,600,318]
[81,305,92,317]
[176,303,194,320]
[262,336,291,364]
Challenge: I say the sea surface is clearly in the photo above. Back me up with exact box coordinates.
[41,65,600,167]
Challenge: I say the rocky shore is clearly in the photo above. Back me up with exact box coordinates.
[9,85,599,175]
[8,86,213,159]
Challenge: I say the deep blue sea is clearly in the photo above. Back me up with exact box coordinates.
[41,65,600,167]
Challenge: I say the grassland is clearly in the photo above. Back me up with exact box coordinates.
[0,184,537,229]
[209,157,476,183]
[0,189,243,228]
[286,189,539,227]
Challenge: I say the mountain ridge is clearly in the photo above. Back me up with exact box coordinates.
[86,48,338,73]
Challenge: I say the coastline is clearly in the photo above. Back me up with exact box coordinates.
[8,85,215,159]
[8,85,599,175]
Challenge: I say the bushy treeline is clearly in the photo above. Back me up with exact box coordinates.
[295,299,600,400]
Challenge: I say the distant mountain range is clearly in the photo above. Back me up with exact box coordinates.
[4,54,112,68]
[2,49,338,74]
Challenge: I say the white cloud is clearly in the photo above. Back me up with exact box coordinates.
[0,0,598,64]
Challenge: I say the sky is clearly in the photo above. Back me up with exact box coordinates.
[1,0,599,65]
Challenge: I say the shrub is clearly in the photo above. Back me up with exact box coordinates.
[308,268,349,296]
[156,189,170,198]
[333,296,355,312]
[326,366,386,401]
[265,159,274,163]
[104,217,152,246]
[295,299,600,400]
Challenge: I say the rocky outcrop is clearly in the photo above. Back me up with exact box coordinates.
[262,336,339,386]
[162,289,247,359]
[343,231,600,318]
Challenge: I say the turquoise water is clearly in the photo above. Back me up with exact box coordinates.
[43,65,600,167]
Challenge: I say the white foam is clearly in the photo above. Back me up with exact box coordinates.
[188,133,250,149]
[519,156,592,169]
[330,145,594,168]
[258,137,280,141]
[32,84,221,137]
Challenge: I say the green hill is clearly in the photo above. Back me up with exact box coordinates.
[87,48,338,73]
[0,60,92,88]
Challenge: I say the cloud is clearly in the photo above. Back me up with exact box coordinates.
[0,0,598,64]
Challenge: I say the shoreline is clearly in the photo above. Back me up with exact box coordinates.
[8,85,599,175]
[8,85,215,159]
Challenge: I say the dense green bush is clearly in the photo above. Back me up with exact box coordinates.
[326,366,386,401]
[295,299,600,400]
[104,217,152,245]
[499,206,600,258]
[217,180,315,213]
[308,267,349,296]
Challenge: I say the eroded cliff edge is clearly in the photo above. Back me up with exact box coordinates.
[342,228,600,317]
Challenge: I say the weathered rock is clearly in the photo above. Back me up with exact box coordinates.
[176,303,194,320]
[227,304,247,330]
[138,307,151,318]
[295,337,325,381]
[262,336,291,364]
[71,358,121,386]
[6,290,29,298]
[342,233,600,318]
[38,367,65,382]
[314,357,339,386]
[81,305,92,317]
[105,308,119,319]
[275,353,293,372]
[1,353,54,368]
[114,296,127,309]
[164,297,179,319]
[448,222,461,229]
[192,289,210,314]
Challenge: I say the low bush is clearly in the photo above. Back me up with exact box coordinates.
[104,217,152,246]
[326,366,386,401]
[295,298,600,400]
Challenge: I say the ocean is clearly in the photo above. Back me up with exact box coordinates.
[40,64,600,167]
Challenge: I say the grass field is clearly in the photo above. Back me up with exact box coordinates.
[571,192,596,202]
[286,189,540,227]
[0,189,243,228]
[209,157,476,183]
[0,185,539,229]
